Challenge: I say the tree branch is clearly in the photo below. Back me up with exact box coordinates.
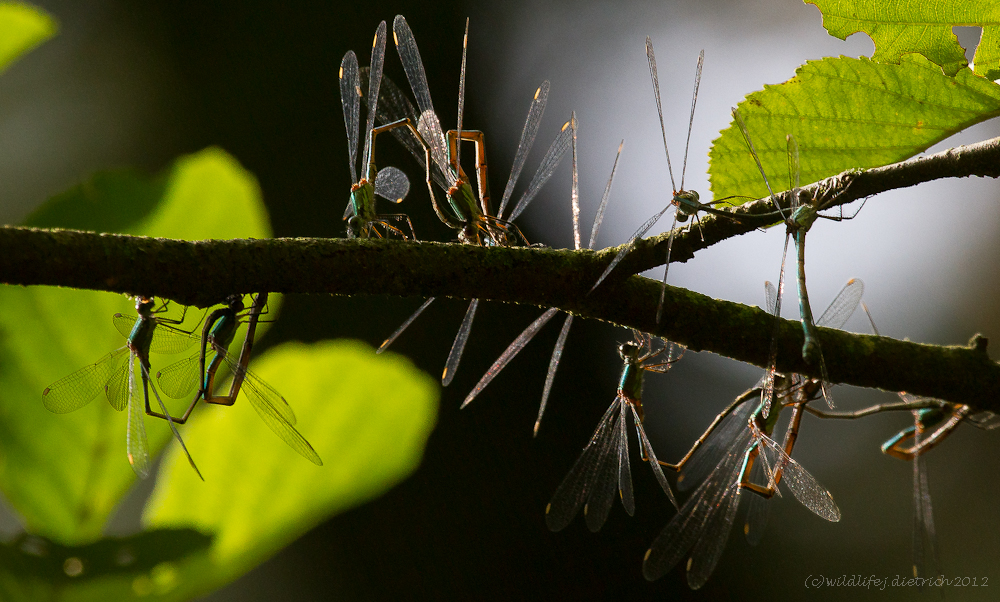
[616,136,1000,276]
[2,224,997,412]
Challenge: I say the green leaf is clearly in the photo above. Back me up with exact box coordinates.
[0,2,56,75]
[24,169,168,232]
[0,148,273,544]
[0,529,212,602]
[709,55,1000,203]
[807,0,1000,79]
[141,340,438,600]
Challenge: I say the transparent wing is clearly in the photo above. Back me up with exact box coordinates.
[378,297,435,353]
[142,361,203,480]
[590,204,672,292]
[112,313,136,339]
[743,458,771,545]
[731,107,783,217]
[545,399,619,532]
[417,110,452,182]
[587,140,624,251]
[646,37,676,192]
[105,350,132,412]
[816,278,864,329]
[678,50,704,192]
[754,434,782,492]
[765,281,777,314]
[359,67,451,191]
[373,166,410,202]
[393,15,434,115]
[655,212,680,324]
[583,400,627,533]
[570,112,580,250]
[219,350,296,426]
[643,427,750,583]
[536,313,574,436]
[685,474,742,590]
[126,355,151,479]
[232,356,322,466]
[761,233,792,418]
[462,307,558,409]
[362,21,388,167]
[155,351,201,399]
[454,19,468,174]
[507,118,572,222]
[755,282,777,389]
[618,404,635,518]
[687,422,757,590]
[497,81,549,219]
[912,412,941,581]
[815,351,834,411]
[340,50,361,184]
[631,404,679,510]
[678,393,757,491]
[758,434,840,521]
[442,298,478,386]
[391,16,451,182]
[42,347,128,413]
[148,323,199,355]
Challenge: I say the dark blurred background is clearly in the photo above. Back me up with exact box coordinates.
[2,1,999,600]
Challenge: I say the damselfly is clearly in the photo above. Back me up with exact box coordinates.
[42,297,202,479]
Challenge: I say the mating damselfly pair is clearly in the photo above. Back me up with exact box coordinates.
[42,294,321,480]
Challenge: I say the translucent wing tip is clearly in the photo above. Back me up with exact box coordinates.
[128,452,150,479]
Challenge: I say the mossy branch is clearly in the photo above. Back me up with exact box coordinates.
[1,222,998,413]
[2,138,999,410]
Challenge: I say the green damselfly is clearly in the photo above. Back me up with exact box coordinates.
[340,20,433,240]
[42,297,202,480]
[732,109,864,417]
[156,292,322,466]
[589,39,747,323]
[545,331,683,533]
[641,381,840,588]
[639,281,862,586]
[379,15,571,386]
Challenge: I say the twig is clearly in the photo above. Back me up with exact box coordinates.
[1,226,997,411]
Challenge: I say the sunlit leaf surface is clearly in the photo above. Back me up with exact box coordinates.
[0,148,272,543]
[142,341,438,600]
[709,55,1000,202]
[807,0,1000,79]
[0,2,56,75]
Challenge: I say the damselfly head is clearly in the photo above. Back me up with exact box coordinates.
[916,406,947,431]
[791,204,818,230]
[676,189,699,203]
[135,297,155,315]
[673,190,701,222]
[346,215,362,237]
[618,341,642,362]
[225,294,245,312]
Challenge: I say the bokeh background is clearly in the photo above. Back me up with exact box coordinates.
[2,0,999,600]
